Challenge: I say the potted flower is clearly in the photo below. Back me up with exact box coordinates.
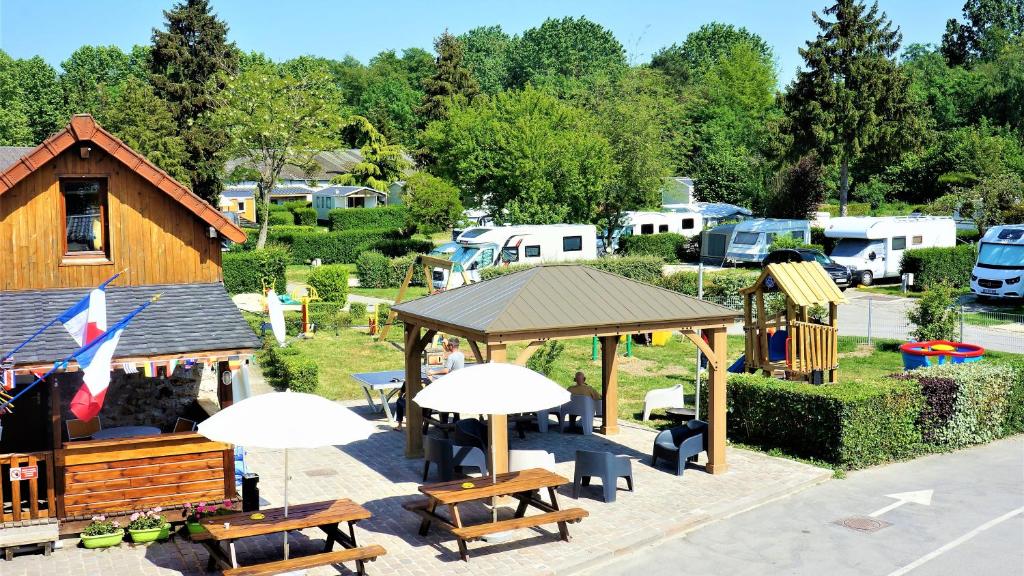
[182,500,234,535]
[126,508,170,544]
[80,515,123,549]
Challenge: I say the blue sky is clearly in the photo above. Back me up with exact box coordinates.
[0,0,963,85]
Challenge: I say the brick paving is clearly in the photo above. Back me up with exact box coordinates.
[3,404,830,576]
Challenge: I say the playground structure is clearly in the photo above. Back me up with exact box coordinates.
[378,254,473,341]
[900,340,985,369]
[736,261,846,383]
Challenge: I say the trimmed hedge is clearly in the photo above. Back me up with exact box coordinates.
[618,233,688,262]
[264,346,318,393]
[355,251,426,289]
[349,302,368,324]
[899,244,976,291]
[811,226,837,255]
[821,203,871,217]
[713,373,923,468]
[479,256,666,284]
[306,264,349,303]
[329,206,407,231]
[371,238,433,258]
[293,207,317,226]
[222,247,288,294]
[658,269,760,308]
[268,210,293,226]
[290,228,397,264]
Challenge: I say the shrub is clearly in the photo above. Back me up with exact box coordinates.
[222,247,288,294]
[306,264,349,302]
[618,233,687,262]
[307,301,351,331]
[658,271,699,295]
[293,207,317,226]
[476,256,666,284]
[810,227,837,255]
[356,251,426,288]
[956,228,980,243]
[768,234,823,253]
[479,264,534,280]
[349,302,368,323]
[376,303,400,331]
[899,244,976,291]
[328,206,407,232]
[265,345,318,393]
[703,270,759,308]
[712,373,923,468]
[820,203,871,217]
[267,210,293,226]
[371,238,434,258]
[402,172,463,233]
[907,284,960,341]
[1003,358,1024,435]
[282,200,310,212]
[525,340,565,376]
[289,228,400,264]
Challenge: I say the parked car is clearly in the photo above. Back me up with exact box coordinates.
[762,248,854,290]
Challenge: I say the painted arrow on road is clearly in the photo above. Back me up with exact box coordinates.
[869,490,934,517]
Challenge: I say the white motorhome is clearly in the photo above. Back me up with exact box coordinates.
[971,225,1024,299]
[723,219,811,264]
[433,224,597,289]
[600,211,704,253]
[825,216,956,286]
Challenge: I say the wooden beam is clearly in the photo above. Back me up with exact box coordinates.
[467,340,485,364]
[50,377,66,519]
[404,323,428,458]
[513,340,545,366]
[599,336,619,435]
[680,330,720,372]
[379,264,416,341]
[486,344,508,477]
[706,326,728,475]
[217,361,236,499]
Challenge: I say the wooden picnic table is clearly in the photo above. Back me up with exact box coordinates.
[403,467,588,561]
[192,499,385,575]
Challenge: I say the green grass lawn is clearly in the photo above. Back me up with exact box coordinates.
[349,286,429,302]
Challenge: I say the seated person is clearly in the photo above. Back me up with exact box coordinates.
[568,371,601,401]
[428,337,464,379]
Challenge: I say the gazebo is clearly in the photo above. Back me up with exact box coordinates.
[391,265,740,475]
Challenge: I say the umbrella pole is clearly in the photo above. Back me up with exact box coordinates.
[491,420,498,523]
[283,447,290,560]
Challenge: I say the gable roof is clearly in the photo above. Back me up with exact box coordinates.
[313,185,385,198]
[0,115,246,243]
[392,265,739,342]
[0,282,261,366]
[225,149,415,182]
[221,184,316,199]
[739,261,846,307]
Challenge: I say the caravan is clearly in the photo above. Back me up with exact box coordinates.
[722,219,810,264]
[971,225,1024,299]
[600,211,704,253]
[825,216,956,286]
[433,224,597,289]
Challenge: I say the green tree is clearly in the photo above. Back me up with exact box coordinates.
[459,25,512,94]
[786,0,919,216]
[333,115,409,191]
[0,51,33,145]
[506,17,626,91]
[13,56,65,142]
[422,86,615,224]
[767,154,827,219]
[60,45,133,115]
[216,60,342,249]
[908,283,960,341]
[418,31,479,126]
[651,22,773,89]
[150,0,239,206]
[401,172,463,233]
[357,50,426,145]
[902,44,988,130]
[941,0,1024,66]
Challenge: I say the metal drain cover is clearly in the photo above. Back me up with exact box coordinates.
[304,468,339,477]
[834,515,891,533]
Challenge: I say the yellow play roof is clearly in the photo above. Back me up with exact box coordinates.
[739,261,847,307]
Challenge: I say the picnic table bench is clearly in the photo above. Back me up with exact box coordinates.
[403,467,588,561]
[191,499,385,575]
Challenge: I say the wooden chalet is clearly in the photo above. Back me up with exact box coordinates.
[0,115,260,533]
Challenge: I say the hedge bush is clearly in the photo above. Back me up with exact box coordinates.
[264,345,318,393]
[349,302,368,324]
[618,233,688,262]
[821,203,871,217]
[899,244,976,291]
[222,247,289,294]
[328,206,407,231]
[307,264,349,302]
[1004,359,1024,435]
[810,227,837,255]
[290,228,398,264]
[293,207,317,226]
[477,256,666,284]
[713,373,923,468]
[355,251,426,288]
[267,210,293,226]
[371,238,433,258]
[376,302,399,331]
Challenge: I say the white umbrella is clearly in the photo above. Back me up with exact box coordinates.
[198,391,376,559]
[413,363,570,521]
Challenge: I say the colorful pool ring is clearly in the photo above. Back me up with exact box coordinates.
[900,340,985,370]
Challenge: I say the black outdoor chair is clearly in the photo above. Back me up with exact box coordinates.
[572,450,634,502]
[651,420,708,476]
[452,418,488,451]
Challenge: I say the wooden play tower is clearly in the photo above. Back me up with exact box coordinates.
[738,262,846,383]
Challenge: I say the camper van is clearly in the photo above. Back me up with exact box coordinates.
[600,211,704,253]
[433,224,597,289]
[825,216,956,286]
[721,219,811,264]
[971,224,1024,299]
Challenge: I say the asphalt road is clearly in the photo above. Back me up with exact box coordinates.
[592,436,1024,576]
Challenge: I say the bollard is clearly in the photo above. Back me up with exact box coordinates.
[592,336,598,361]
[867,297,873,346]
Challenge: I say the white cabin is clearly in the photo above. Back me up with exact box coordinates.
[825,216,956,285]
[972,225,1024,299]
[312,186,387,220]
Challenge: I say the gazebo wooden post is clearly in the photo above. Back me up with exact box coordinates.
[404,322,427,458]
[486,344,509,476]
[599,335,619,435]
[706,326,729,474]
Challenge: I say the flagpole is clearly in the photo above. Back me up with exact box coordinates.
[1,268,127,363]
[0,292,155,414]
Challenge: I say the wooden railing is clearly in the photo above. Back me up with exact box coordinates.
[0,451,56,522]
[788,321,839,374]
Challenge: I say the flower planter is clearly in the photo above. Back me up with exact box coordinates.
[186,521,206,536]
[129,523,171,544]
[81,531,124,549]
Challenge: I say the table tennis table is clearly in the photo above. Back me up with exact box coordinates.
[351,370,427,424]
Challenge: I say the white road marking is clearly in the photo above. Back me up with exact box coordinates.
[869,490,934,517]
[886,506,1024,576]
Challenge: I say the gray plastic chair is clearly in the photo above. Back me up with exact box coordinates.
[572,450,633,502]
[423,435,489,481]
[558,395,595,435]
[651,420,708,476]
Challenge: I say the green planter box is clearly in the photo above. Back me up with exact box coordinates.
[186,521,205,536]
[81,531,124,549]
[128,523,171,544]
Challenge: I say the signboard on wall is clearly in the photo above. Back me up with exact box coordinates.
[9,465,38,481]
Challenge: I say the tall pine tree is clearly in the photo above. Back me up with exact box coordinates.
[150,0,238,205]
[785,0,917,216]
[417,31,479,126]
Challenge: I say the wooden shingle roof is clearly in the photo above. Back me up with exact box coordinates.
[0,115,246,243]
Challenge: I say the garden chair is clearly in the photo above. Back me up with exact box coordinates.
[642,384,686,421]
[452,418,488,451]
[558,395,595,435]
[66,417,101,440]
[651,420,708,476]
[509,449,556,472]
[423,435,489,481]
[173,417,197,432]
[572,450,634,502]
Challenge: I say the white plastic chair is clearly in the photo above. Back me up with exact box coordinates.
[509,449,556,472]
[453,445,488,476]
[642,384,687,421]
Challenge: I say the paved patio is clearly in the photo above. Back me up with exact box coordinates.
[3,405,830,576]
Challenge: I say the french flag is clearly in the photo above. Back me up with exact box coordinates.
[68,326,124,421]
[58,288,106,347]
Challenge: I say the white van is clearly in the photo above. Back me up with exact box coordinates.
[971,225,1024,299]
[433,224,597,289]
[724,219,811,264]
[825,216,956,286]
[601,211,704,253]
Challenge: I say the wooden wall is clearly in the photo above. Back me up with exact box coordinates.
[0,147,222,291]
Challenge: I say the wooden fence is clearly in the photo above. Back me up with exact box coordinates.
[788,321,839,374]
[0,452,56,522]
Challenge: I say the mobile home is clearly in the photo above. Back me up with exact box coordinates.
[312,185,387,220]
[601,211,704,253]
[433,224,597,289]
[825,216,956,286]
[971,225,1024,299]
[723,219,811,264]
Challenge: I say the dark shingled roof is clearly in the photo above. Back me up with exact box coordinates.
[392,265,740,338]
[0,283,261,365]
[0,146,33,171]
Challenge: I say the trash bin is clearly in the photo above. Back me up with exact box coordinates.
[242,473,259,512]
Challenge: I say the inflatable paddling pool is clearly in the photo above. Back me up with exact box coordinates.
[900,340,985,369]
